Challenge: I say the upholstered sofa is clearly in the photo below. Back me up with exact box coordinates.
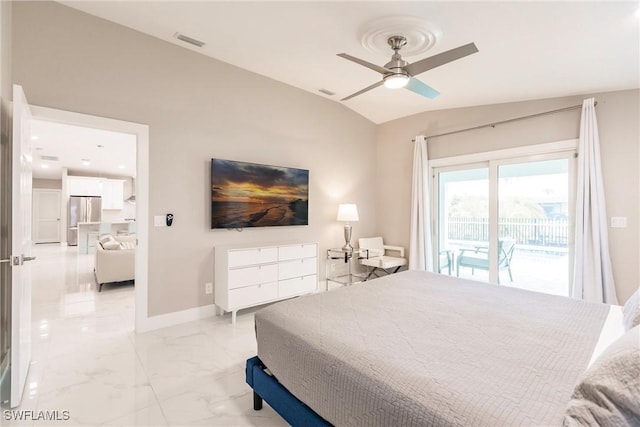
[94,235,136,291]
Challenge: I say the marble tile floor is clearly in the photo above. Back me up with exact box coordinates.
[2,244,287,426]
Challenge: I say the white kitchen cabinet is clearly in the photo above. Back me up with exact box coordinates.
[215,241,318,324]
[67,176,102,197]
[101,179,124,210]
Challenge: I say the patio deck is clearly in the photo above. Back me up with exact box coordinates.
[443,247,570,297]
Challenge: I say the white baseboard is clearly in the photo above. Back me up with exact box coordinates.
[135,304,217,333]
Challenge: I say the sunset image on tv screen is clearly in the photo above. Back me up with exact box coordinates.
[211,159,309,229]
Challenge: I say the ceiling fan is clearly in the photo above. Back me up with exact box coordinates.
[337,36,478,101]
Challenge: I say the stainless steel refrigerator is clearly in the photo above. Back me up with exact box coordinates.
[68,196,102,246]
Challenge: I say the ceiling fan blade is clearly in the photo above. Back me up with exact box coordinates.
[341,81,384,101]
[404,43,479,77]
[405,77,440,99]
[337,53,390,75]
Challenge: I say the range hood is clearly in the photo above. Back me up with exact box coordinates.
[126,177,136,202]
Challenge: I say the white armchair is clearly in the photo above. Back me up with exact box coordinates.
[358,237,407,280]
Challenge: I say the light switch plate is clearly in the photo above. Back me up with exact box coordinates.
[154,215,166,227]
[611,217,627,228]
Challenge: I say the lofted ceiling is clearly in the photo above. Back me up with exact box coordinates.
[58,1,639,124]
[31,119,136,180]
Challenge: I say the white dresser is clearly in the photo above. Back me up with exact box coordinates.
[214,241,318,324]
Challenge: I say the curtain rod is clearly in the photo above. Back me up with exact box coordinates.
[416,101,596,141]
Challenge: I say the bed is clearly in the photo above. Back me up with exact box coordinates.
[246,270,632,426]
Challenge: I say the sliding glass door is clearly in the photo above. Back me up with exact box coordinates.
[434,152,574,296]
[437,166,489,278]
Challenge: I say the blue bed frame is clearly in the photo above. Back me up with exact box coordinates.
[246,356,332,426]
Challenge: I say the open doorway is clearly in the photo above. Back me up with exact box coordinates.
[29,106,149,332]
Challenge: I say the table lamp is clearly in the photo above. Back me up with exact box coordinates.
[337,203,359,251]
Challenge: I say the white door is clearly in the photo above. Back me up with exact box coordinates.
[33,189,61,243]
[10,84,34,408]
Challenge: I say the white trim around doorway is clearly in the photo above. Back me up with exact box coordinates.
[29,106,152,333]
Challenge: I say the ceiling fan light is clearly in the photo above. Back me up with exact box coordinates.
[383,74,409,89]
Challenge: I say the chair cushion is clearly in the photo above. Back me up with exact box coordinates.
[362,256,407,269]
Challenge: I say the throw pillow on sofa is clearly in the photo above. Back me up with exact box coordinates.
[98,235,114,245]
[102,241,121,250]
[120,241,136,250]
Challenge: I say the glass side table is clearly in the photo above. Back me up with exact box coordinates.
[326,248,369,289]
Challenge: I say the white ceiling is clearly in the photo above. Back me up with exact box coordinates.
[58,1,639,124]
[31,119,136,180]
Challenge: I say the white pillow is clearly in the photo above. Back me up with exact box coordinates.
[98,235,114,245]
[102,241,121,250]
[623,289,640,331]
[564,326,640,426]
[120,241,135,250]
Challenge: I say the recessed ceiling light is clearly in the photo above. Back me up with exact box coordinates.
[31,135,40,140]
[81,159,91,166]
[41,164,49,169]
[118,164,125,169]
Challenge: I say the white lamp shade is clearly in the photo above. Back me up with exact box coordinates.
[337,204,359,222]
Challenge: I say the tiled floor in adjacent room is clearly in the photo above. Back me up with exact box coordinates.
[3,244,287,426]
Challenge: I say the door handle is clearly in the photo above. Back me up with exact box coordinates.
[22,255,36,262]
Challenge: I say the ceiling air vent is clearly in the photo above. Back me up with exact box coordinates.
[319,89,335,96]
[40,155,59,161]
[174,33,205,48]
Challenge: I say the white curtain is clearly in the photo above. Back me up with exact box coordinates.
[572,98,618,304]
[409,136,434,271]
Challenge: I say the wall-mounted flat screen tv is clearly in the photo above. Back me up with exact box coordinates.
[211,158,309,229]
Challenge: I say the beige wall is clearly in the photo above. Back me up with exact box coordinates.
[12,1,378,316]
[376,90,640,303]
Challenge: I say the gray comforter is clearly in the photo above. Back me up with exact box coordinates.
[255,270,610,427]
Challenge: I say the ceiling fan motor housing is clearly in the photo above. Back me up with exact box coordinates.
[385,36,410,76]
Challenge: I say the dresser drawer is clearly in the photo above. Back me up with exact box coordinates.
[228,247,278,268]
[279,275,317,299]
[278,243,317,261]
[228,282,278,309]
[278,258,317,281]
[228,264,278,290]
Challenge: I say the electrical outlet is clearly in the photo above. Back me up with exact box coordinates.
[205,282,213,294]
